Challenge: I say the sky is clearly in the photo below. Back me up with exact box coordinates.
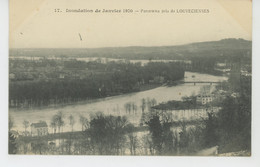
[9,0,252,48]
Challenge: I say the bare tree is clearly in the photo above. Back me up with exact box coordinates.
[146,98,152,111]
[151,98,157,107]
[126,124,138,155]
[52,111,65,133]
[22,120,29,136]
[141,98,146,113]
[124,102,131,114]
[50,119,57,134]
[68,114,75,132]
[79,115,89,131]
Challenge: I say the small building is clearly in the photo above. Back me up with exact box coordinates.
[241,70,252,77]
[149,76,164,84]
[153,76,164,84]
[197,94,215,105]
[58,71,69,79]
[9,73,16,80]
[39,73,47,79]
[59,73,65,79]
[31,121,48,137]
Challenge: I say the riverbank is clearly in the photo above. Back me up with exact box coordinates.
[9,83,164,112]
[186,70,224,76]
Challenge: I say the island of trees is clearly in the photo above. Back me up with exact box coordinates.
[9,61,184,108]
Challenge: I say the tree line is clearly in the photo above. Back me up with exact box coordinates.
[203,75,251,153]
[9,61,184,108]
[11,112,210,155]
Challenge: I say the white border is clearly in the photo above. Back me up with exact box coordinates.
[1,0,260,167]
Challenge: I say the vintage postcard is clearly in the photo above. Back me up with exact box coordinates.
[9,0,252,156]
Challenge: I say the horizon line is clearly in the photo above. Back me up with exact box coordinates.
[9,38,251,50]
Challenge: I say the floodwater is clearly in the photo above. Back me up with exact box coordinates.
[9,72,227,133]
[10,56,191,66]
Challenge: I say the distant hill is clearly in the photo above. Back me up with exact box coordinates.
[10,38,252,60]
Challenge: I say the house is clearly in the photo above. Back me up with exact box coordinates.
[241,70,252,77]
[59,73,65,79]
[149,76,164,84]
[196,94,215,105]
[58,71,69,79]
[9,73,16,80]
[39,73,48,80]
[31,121,48,136]
[153,76,164,84]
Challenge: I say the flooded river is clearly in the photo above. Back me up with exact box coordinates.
[10,56,191,66]
[9,72,227,133]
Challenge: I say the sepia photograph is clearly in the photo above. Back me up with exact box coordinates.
[7,0,253,158]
